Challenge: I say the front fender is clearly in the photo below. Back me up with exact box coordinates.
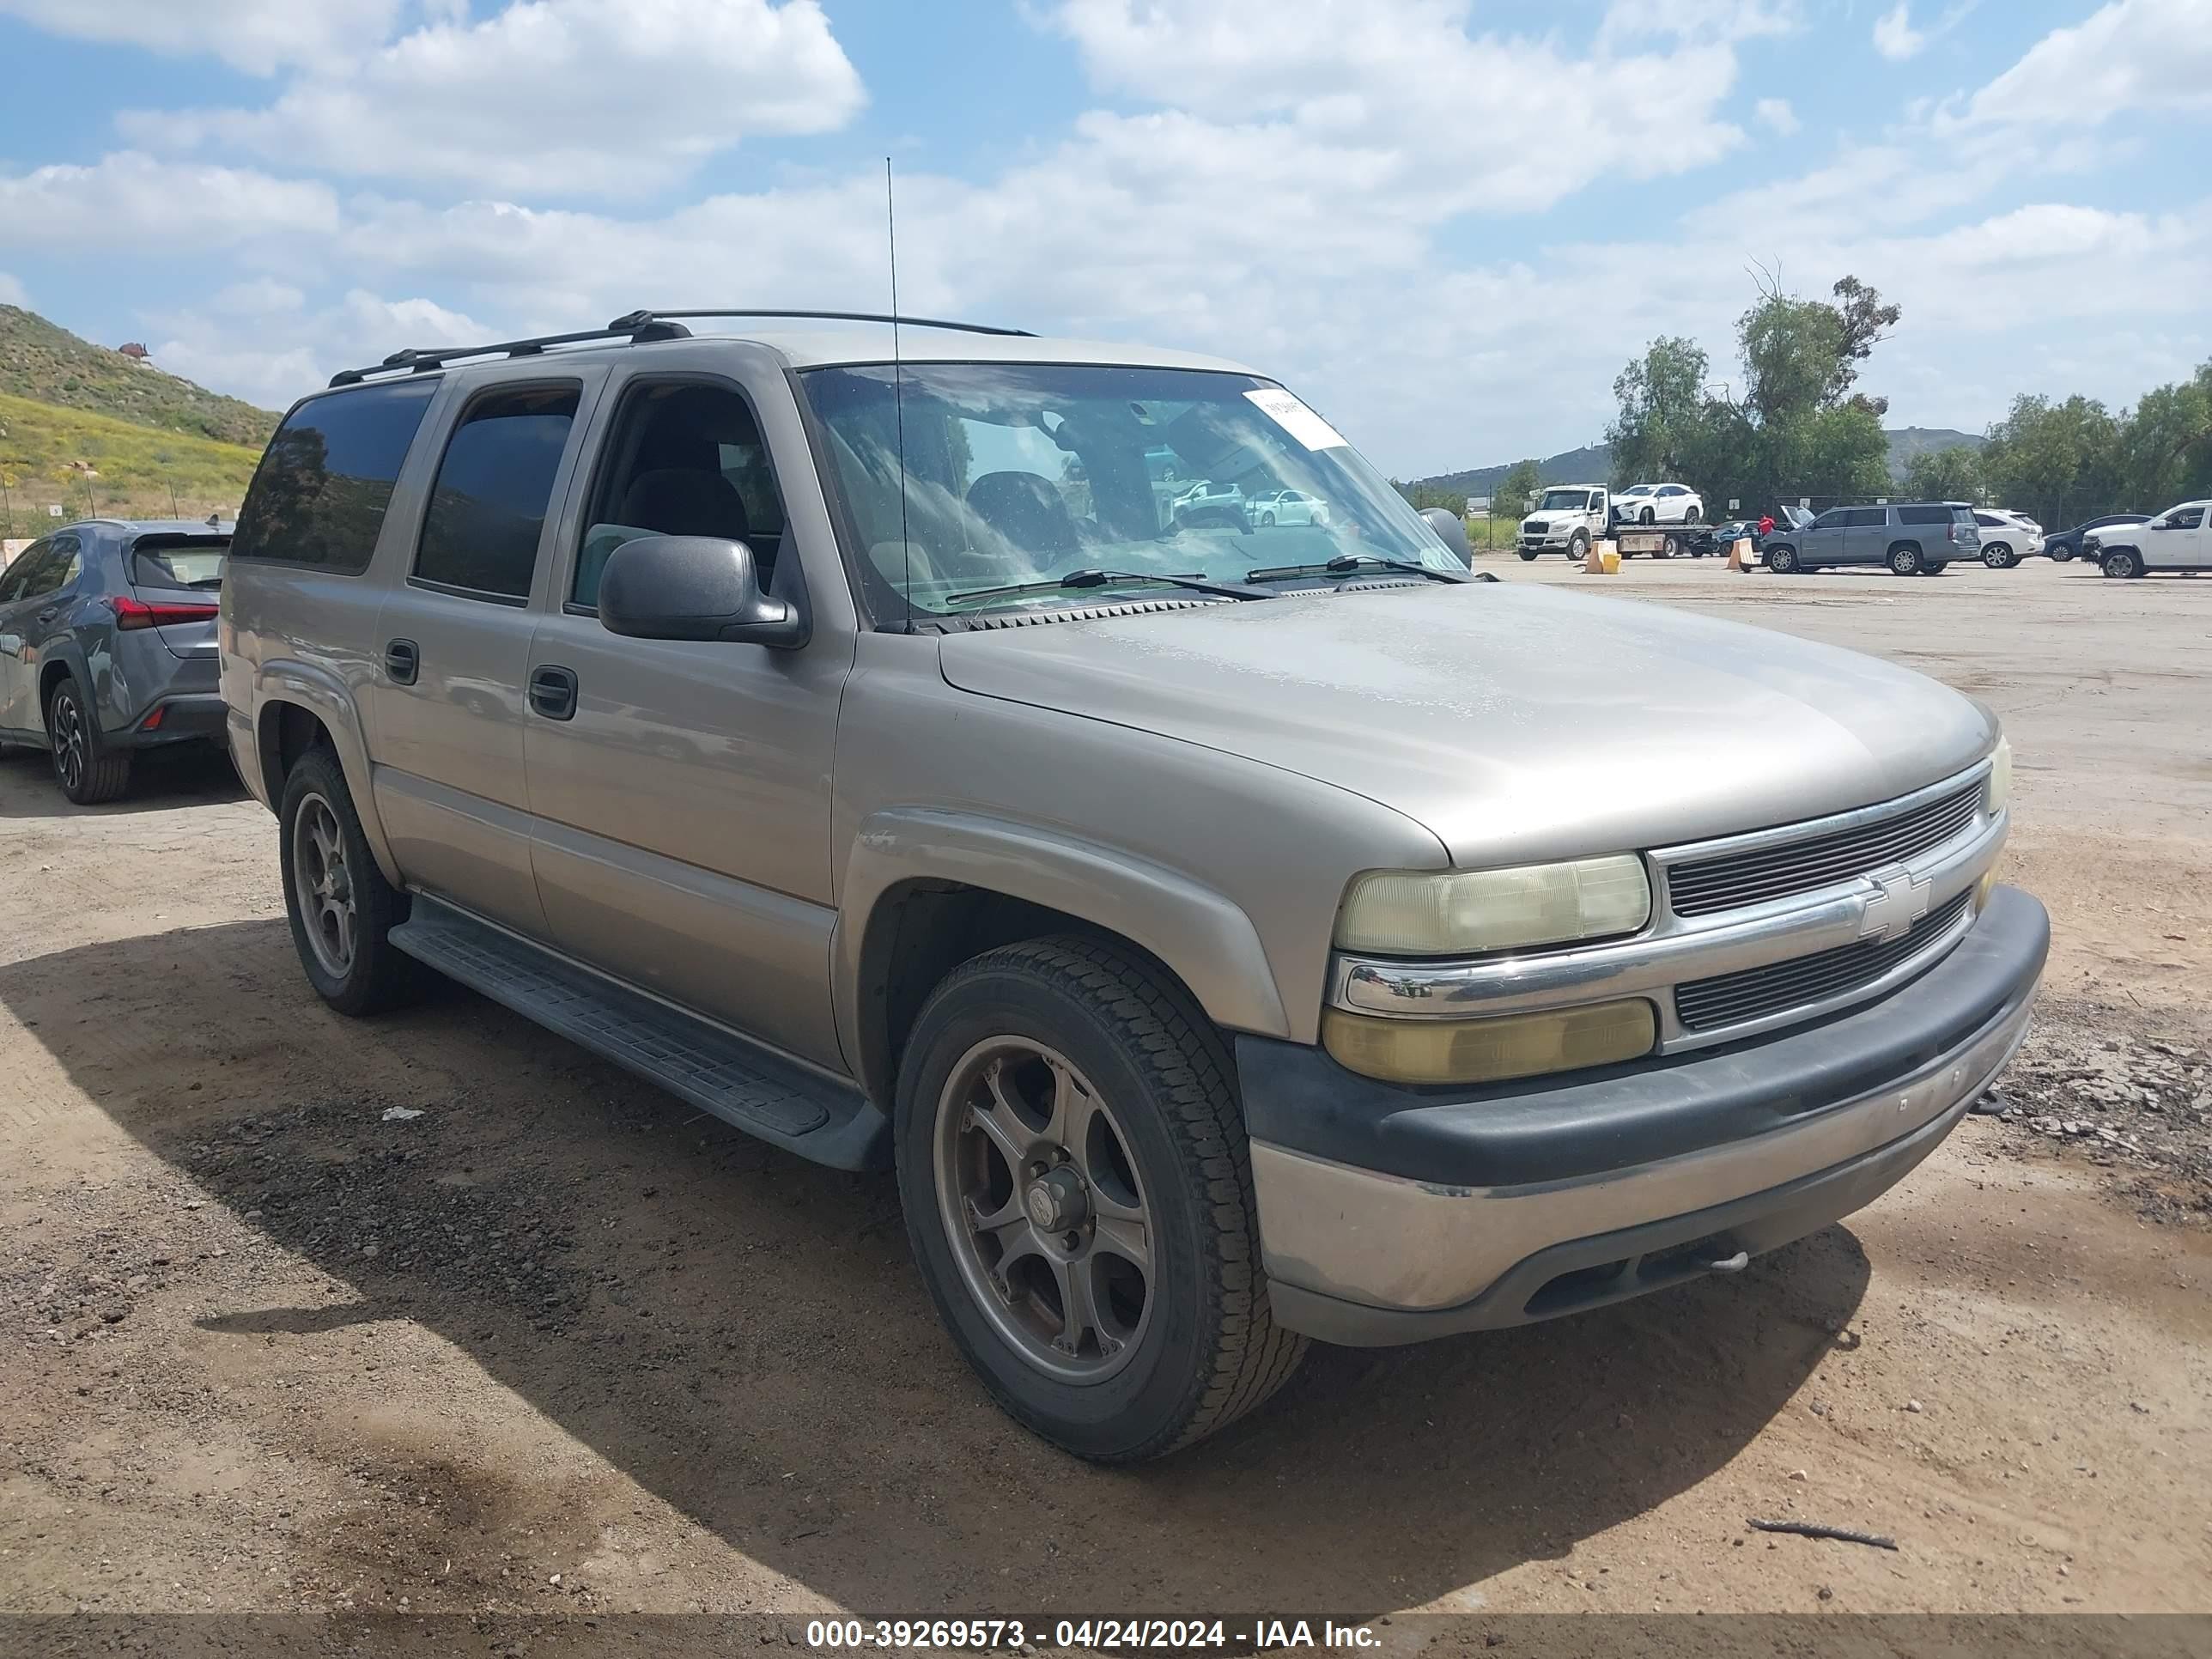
[252,659,399,887]
[835,806,1291,1096]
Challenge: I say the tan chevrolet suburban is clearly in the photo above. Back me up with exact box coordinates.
[221,309,2047,1462]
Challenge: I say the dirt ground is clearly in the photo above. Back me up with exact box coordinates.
[2,556,2208,1629]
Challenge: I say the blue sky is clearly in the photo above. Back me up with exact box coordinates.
[3,0,2208,476]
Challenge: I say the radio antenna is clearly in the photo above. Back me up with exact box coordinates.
[886,157,914,634]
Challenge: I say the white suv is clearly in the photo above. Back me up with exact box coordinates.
[1972,509,2044,568]
[1613,483,1703,526]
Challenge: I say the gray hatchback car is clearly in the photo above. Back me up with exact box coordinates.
[1761,501,1980,575]
[0,519,231,802]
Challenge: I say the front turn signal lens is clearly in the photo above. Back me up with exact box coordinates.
[1322,1000,1657,1086]
[1984,736,2011,816]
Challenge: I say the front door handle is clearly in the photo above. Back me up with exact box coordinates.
[385,639,419,684]
[528,665,578,721]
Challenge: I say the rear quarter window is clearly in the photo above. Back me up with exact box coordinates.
[230,380,440,574]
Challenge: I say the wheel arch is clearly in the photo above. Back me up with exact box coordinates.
[251,663,399,885]
[836,809,1290,1107]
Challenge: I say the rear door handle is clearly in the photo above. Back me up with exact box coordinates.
[528,665,578,721]
[385,639,419,684]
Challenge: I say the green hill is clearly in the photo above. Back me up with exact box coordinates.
[0,305,279,533]
[0,392,264,532]
[0,304,278,449]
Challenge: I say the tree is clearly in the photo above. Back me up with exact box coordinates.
[1903,445,1984,504]
[1978,395,2123,528]
[1606,337,1711,486]
[1493,458,1541,521]
[2115,361,2212,511]
[1608,274,1900,517]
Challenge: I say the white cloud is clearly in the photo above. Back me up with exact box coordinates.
[126,0,866,196]
[1598,0,1801,44]
[0,0,402,75]
[149,289,489,412]
[0,152,337,245]
[1048,0,1748,216]
[1874,4,1926,60]
[1959,0,2212,126]
[1754,97,1799,134]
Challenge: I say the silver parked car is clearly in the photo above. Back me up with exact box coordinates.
[1761,501,1981,575]
[222,312,2046,1461]
[0,518,230,802]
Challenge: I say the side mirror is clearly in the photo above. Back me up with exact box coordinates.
[1420,507,1474,566]
[598,535,808,649]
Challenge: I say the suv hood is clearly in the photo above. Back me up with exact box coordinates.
[937,584,1996,867]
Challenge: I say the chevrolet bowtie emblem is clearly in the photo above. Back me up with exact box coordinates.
[1859,866,1932,945]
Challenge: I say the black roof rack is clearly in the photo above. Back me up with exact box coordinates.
[326,307,1033,388]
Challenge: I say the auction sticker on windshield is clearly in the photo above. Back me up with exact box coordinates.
[1244,388,1348,451]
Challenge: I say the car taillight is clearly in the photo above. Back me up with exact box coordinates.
[113,595,219,629]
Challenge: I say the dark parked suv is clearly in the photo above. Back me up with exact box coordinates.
[1760,501,1980,576]
[0,519,231,802]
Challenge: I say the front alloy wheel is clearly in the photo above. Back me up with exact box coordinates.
[1765,544,1798,574]
[896,937,1305,1462]
[2102,549,2142,579]
[934,1038,1153,1382]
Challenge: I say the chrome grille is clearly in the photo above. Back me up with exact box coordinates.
[1674,891,1972,1033]
[1665,781,1980,918]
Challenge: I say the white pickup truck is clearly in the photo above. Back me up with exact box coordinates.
[1518,484,1611,561]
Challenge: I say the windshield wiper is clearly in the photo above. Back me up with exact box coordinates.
[945,568,1274,605]
[1244,553,1472,585]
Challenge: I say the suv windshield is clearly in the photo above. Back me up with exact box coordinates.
[800,362,1462,617]
[1534,489,1592,513]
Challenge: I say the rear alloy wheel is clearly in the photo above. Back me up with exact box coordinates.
[1887,544,1924,577]
[896,937,1305,1462]
[279,748,420,1015]
[46,678,132,805]
[1764,544,1798,574]
[2101,548,2142,579]
[1983,543,2015,568]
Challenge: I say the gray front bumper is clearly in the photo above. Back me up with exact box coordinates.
[1245,887,2047,1346]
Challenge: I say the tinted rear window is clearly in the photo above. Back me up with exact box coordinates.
[231,380,439,573]
[130,535,229,590]
[1896,505,1952,526]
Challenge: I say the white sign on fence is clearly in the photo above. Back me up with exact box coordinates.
[47,504,63,517]
[1798,497,1811,509]
[1729,498,1740,510]
[1876,497,1889,505]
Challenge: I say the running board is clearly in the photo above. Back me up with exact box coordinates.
[388,898,888,1170]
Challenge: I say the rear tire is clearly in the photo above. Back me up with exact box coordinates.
[1983,544,2015,568]
[278,748,420,1016]
[1887,543,1924,577]
[46,677,132,805]
[896,937,1306,1462]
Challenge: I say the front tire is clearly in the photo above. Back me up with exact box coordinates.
[279,748,419,1016]
[1570,531,1590,562]
[1887,543,1924,576]
[1764,544,1799,574]
[46,677,131,805]
[1517,549,1538,562]
[1638,507,1656,526]
[2101,548,2142,579]
[896,937,1305,1462]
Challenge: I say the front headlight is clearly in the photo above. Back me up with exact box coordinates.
[1336,855,1651,956]
[1323,1000,1657,1085]
[1984,736,2011,816]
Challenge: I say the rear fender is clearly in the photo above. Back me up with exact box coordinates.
[252,660,398,886]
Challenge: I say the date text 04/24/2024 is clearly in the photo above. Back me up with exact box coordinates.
[802,1620,1382,1650]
